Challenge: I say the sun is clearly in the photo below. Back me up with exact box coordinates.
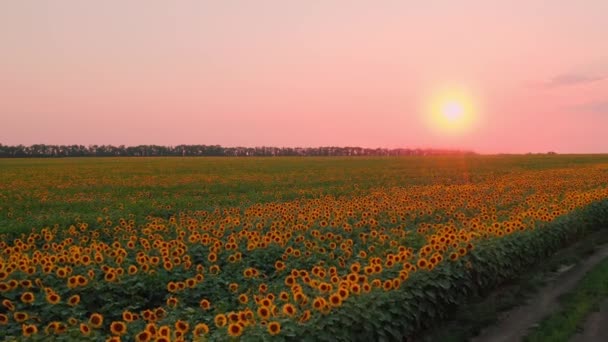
[441,101,464,121]
[425,86,477,135]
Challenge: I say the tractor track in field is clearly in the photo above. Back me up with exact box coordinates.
[471,243,608,342]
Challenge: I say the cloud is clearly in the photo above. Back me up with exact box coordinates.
[570,100,608,114]
[545,73,605,88]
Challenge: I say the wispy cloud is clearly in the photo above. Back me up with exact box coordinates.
[544,73,605,88]
[569,100,608,114]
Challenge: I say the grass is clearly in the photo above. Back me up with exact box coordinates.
[524,253,608,341]
[416,226,608,342]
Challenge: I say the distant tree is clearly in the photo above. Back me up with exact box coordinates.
[0,143,476,158]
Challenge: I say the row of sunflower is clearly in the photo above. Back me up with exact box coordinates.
[0,165,607,340]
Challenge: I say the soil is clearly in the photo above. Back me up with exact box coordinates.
[471,245,608,342]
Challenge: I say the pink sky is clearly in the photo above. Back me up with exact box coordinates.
[1,1,607,153]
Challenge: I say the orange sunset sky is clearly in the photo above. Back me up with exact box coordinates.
[1,1,607,154]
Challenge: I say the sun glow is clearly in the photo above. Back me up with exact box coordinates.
[426,86,478,135]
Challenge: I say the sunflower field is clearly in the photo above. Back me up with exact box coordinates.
[1,156,608,341]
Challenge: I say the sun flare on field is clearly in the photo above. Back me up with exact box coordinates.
[426,86,477,135]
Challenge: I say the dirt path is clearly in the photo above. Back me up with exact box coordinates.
[570,299,608,342]
[471,244,608,342]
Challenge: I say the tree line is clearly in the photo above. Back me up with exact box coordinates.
[0,144,475,158]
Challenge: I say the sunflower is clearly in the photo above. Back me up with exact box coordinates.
[417,258,428,269]
[337,288,349,300]
[227,323,243,337]
[293,307,309,322]
[207,253,217,263]
[392,278,401,290]
[166,296,178,308]
[67,276,78,289]
[257,306,271,320]
[200,299,211,310]
[238,294,248,304]
[228,312,239,323]
[193,323,209,336]
[284,275,296,287]
[260,298,272,307]
[163,261,174,271]
[46,292,61,304]
[267,321,281,335]
[135,331,151,342]
[20,292,35,304]
[128,265,138,275]
[79,323,91,336]
[88,313,104,329]
[140,311,152,323]
[329,293,342,307]
[68,294,80,306]
[104,271,117,282]
[293,291,306,304]
[175,320,189,332]
[122,311,134,322]
[22,323,38,337]
[14,311,29,323]
[238,311,249,324]
[110,321,127,335]
[282,303,296,317]
[158,325,171,337]
[347,273,358,283]
[144,323,157,335]
[312,297,326,311]
[56,268,67,278]
[274,261,286,271]
[166,281,178,293]
[46,321,67,334]
[214,314,227,327]
[154,307,166,319]
[382,280,393,291]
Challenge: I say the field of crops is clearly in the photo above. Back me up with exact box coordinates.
[1,156,608,341]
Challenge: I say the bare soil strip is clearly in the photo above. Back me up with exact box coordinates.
[472,244,608,342]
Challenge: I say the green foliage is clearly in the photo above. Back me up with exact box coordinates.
[285,201,608,341]
[525,255,608,342]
